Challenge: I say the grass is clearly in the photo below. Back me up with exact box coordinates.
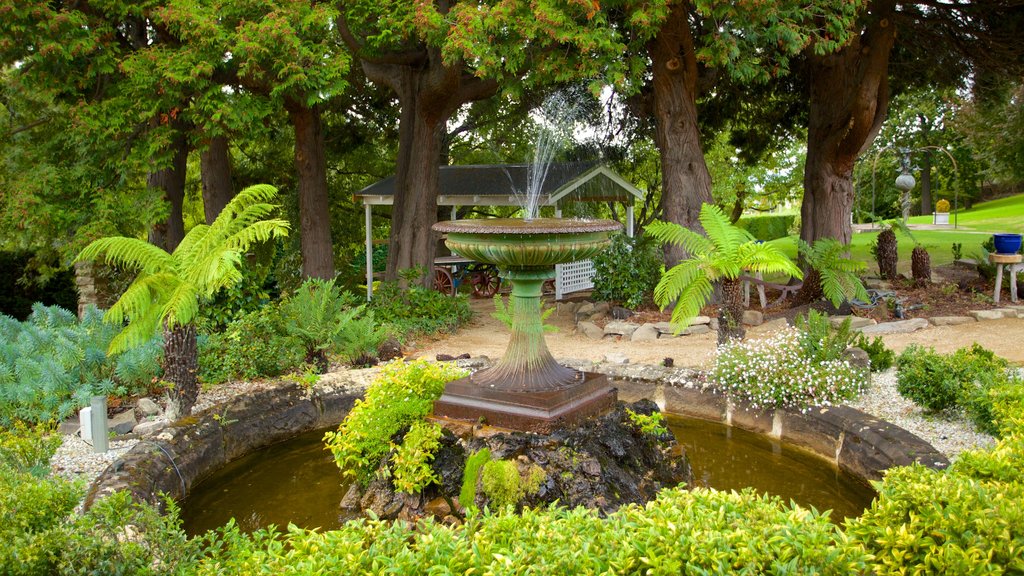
[764,193,1024,276]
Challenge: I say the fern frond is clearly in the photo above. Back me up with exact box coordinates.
[76,237,174,275]
[740,244,803,279]
[666,274,714,332]
[699,203,751,254]
[645,220,713,256]
[653,260,704,308]
[108,303,165,355]
[161,283,201,329]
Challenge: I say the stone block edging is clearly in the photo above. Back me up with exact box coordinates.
[84,377,370,510]
[593,363,950,482]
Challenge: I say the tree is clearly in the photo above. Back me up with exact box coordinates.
[75,184,289,417]
[792,238,869,307]
[647,203,802,344]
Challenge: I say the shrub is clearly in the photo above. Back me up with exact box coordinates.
[896,343,1008,413]
[710,328,868,410]
[0,422,63,477]
[794,310,851,363]
[851,332,895,372]
[280,278,365,372]
[389,421,444,494]
[369,281,472,340]
[198,302,303,384]
[323,359,466,486]
[735,214,797,241]
[0,304,162,426]
[591,234,663,309]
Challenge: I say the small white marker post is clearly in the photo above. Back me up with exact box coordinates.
[90,396,108,453]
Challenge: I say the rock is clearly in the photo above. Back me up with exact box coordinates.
[135,398,162,419]
[593,302,611,314]
[691,316,712,325]
[970,309,1012,321]
[758,318,789,332]
[857,318,930,335]
[589,312,608,323]
[654,320,712,337]
[631,324,659,342]
[577,321,604,340]
[377,337,403,362]
[682,324,710,336]
[928,316,976,326]
[556,301,579,317]
[653,322,682,335]
[601,352,630,364]
[603,320,638,338]
[742,310,763,326]
[709,318,720,331]
[575,303,596,319]
[992,308,1019,319]
[829,316,876,330]
[611,306,634,320]
[109,411,137,436]
[339,484,362,511]
[423,497,452,518]
[842,347,871,371]
[132,420,167,437]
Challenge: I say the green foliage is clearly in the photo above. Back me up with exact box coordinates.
[844,464,1024,574]
[0,422,63,478]
[796,238,869,307]
[951,242,963,261]
[323,359,467,486]
[0,251,78,321]
[369,281,472,340]
[75,184,289,354]
[481,459,526,510]
[0,304,162,426]
[591,234,663,309]
[198,303,302,385]
[896,344,1008,413]
[794,310,851,363]
[851,333,895,373]
[711,328,868,410]
[625,408,669,437]
[492,296,557,333]
[736,214,797,241]
[459,448,491,511]
[647,203,802,331]
[280,278,369,371]
[389,421,443,495]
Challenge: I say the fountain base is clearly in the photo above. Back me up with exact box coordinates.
[432,371,617,433]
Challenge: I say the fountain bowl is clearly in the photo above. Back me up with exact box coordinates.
[432,218,622,269]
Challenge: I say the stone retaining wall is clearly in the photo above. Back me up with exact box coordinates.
[84,376,369,510]
[86,361,948,510]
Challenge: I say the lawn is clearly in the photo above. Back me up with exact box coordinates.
[766,193,1024,275]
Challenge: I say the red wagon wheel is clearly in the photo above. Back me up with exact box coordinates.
[433,267,455,296]
[471,268,502,298]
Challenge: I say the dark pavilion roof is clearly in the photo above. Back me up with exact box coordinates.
[355,163,644,206]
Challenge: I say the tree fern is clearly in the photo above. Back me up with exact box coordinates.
[648,203,801,340]
[76,184,289,416]
[795,238,869,307]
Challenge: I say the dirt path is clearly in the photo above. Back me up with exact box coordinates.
[409,298,1024,366]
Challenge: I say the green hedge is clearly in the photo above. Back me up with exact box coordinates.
[736,214,797,241]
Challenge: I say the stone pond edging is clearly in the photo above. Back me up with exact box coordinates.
[86,360,948,510]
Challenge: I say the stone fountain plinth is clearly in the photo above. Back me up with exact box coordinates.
[431,218,621,433]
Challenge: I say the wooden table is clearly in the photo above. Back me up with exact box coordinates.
[990,253,1023,304]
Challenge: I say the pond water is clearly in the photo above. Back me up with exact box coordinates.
[180,416,876,536]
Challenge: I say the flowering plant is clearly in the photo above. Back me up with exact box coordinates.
[710,328,867,411]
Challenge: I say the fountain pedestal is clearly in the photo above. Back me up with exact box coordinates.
[431,218,620,433]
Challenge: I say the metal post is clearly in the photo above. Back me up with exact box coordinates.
[626,205,635,238]
[364,203,373,301]
[90,395,108,453]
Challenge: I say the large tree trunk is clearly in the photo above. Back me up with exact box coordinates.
[201,135,234,224]
[147,131,189,252]
[163,323,198,419]
[361,50,497,287]
[287,102,335,280]
[801,0,897,245]
[648,4,714,268]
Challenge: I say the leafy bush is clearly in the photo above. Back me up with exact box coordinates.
[280,278,365,372]
[794,310,851,363]
[735,214,797,241]
[198,302,303,384]
[0,304,162,426]
[625,408,669,436]
[896,343,1008,413]
[369,281,472,340]
[851,332,895,372]
[591,233,663,308]
[323,359,467,486]
[0,422,63,477]
[711,328,868,410]
[389,421,443,494]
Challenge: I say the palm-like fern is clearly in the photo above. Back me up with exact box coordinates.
[75,184,289,416]
[794,238,870,307]
[647,203,802,343]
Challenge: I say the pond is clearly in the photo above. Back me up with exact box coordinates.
[180,416,876,536]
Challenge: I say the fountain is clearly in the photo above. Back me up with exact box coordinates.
[431,217,621,432]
